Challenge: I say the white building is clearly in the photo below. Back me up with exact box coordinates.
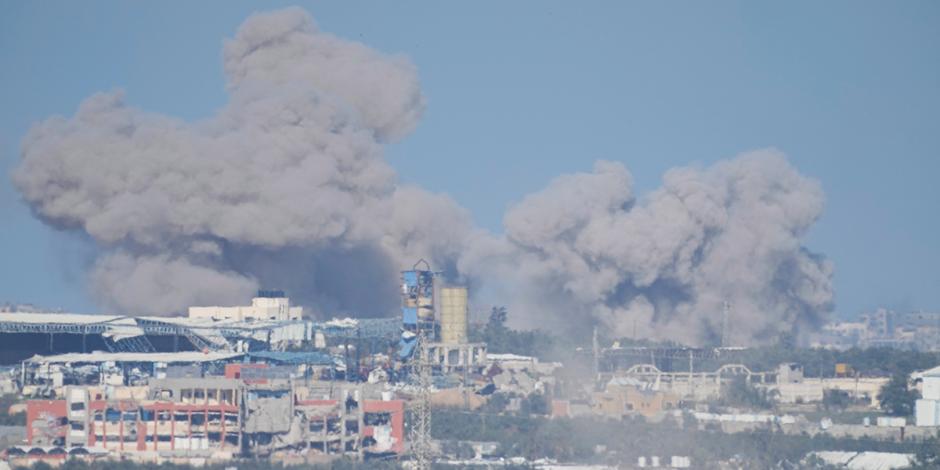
[915,365,940,426]
[188,292,302,322]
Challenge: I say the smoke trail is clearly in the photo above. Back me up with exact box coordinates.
[11,7,833,344]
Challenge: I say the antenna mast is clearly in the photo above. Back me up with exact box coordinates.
[409,331,433,470]
[592,326,600,379]
[721,300,731,347]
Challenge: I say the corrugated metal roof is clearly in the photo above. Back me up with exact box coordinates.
[27,351,244,364]
[143,316,297,331]
[848,452,914,470]
[247,351,335,365]
[487,353,537,363]
[812,451,913,470]
[0,312,127,324]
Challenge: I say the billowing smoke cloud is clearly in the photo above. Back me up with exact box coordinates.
[458,153,834,345]
[12,7,832,345]
[12,7,470,317]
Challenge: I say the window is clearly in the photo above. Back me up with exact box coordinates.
[364,412,391,426]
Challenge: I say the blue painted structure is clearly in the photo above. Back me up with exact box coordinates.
[399,260,437,359]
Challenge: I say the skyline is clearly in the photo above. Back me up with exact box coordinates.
[1,1,938,326]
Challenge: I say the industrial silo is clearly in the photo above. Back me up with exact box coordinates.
[439,287,468,344]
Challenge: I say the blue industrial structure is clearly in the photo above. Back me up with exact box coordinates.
[399,260,436,359]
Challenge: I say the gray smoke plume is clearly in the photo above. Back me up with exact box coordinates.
[12,7,833,344]
[12,7,469,317]
[458,152,833,346]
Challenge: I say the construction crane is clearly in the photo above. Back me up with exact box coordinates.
[409,331,433,470]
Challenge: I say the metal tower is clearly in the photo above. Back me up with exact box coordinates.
[720,300,731,347]
[409,331,433,470]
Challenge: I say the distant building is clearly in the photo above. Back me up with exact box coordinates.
[864,308,896,339]
[812,309,940,352]
[591,382,680,418]
[188,291,303,322]
[764,363,886,408]
[777,363,804,384]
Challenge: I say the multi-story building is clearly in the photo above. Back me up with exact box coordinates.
[12,376,404,464]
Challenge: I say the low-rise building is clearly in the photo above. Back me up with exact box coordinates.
[188,291,302,322]
[762,376,886,408]
[591,382,680,419]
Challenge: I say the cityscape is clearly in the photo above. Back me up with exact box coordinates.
[1,2,938,470]
[2,274,940,469]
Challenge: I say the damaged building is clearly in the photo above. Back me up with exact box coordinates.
[10,375,404,465]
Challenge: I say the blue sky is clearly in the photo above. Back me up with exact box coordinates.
[0,1,937,318]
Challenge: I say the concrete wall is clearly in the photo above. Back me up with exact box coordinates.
[916,399,940,426]
[922,376,940,400]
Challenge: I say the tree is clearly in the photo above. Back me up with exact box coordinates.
[719,376,776,410]
[821,389,852,412]
[489,305,508,326]
[877,371,919,416]
[481,392,511,414]
[479,306,555,358]
[484,306,510,351]
[519,393,550,417]
[0,394,25,425]
[910,439,940,469]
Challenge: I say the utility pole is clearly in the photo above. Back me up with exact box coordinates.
[721,301,731,348]
[463,351,470,410]
[409,331,433,470]
[592,326,600,380]
[355,326,362,381]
